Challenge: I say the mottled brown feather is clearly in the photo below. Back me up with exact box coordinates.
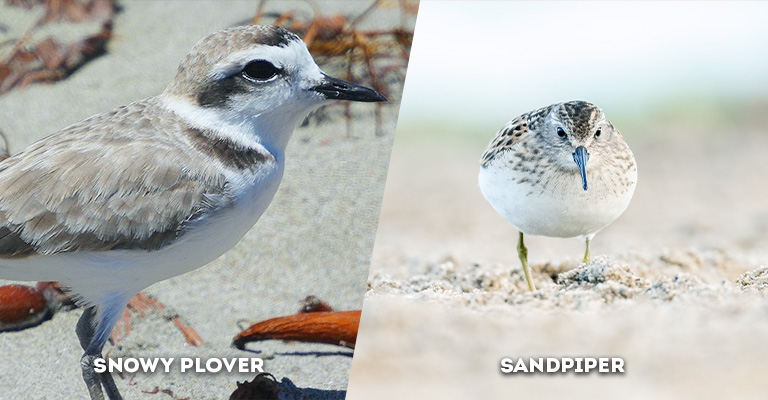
[480,104,553,168]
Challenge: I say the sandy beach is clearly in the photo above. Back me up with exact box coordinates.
[344,3,768,398]
[346,116,768,399]
[0,1,409,398]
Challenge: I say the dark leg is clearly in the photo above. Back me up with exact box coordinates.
[76,307,123,400]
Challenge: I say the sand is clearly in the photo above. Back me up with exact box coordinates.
[0,1,409,399]
[346,119,768,399]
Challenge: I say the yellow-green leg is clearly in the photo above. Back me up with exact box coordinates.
[583,238,591,264]
[517,232,536,291]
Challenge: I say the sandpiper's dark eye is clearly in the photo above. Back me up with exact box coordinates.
[557,127,566,138]
[595,128,602,138]
[241,60,279,82]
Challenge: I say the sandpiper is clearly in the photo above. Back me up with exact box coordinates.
[0,25,384,400]
[478,101,637,291]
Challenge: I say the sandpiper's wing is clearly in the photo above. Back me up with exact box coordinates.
[0,99,242,258]
[480,105,553,168]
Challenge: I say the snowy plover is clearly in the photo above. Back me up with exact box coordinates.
[479,101,637,291]
[0,25,384,400]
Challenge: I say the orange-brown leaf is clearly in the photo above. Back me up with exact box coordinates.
[233,310,361,349]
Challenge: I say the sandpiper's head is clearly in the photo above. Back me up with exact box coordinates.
[164,25,385,122]
[539,100,619,191]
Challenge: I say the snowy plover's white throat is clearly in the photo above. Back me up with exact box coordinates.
[479,100,637,291]
[0,25,384,400]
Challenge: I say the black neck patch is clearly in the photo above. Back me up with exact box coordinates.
[184,127,273,170]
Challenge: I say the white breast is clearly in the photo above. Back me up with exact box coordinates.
[146,160,284,282]
[479,162,636,239]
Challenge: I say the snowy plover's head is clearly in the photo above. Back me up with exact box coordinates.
[164,25,385,134]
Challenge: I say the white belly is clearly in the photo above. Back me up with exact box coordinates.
[479,163,636,239]
[0,164,284,307]
[143,165,284,282]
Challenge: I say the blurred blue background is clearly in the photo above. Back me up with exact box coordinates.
[399,1,768,143]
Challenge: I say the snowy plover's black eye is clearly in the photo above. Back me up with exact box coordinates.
[595,128,602,138]
[557,127,566,138]
[241,60,280,82]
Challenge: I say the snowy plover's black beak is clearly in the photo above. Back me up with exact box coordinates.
[312,73,386,102]
[572,146,590,191]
